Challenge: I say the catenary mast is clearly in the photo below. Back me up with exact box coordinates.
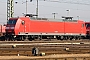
[7,0,14,21]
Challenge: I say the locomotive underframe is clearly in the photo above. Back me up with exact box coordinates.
[5,34,85,41]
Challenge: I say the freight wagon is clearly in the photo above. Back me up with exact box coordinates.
[5,14,86,41]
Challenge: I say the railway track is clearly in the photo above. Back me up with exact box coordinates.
[0,39,90,44]
[0,54,90,60]
[0,42,90,56]
[0,41,90,60]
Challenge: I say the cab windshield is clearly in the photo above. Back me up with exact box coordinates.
[85,23,90,28]
[7,20,17,24]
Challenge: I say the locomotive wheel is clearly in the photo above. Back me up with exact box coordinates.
[60,36,64,40]
[38,35,42,40]
[78,37,81,40]
[56,36,60,40]
[28,38,32,41]
[68,36,73,40]
[19,36,24,41]
[64,36,68,40]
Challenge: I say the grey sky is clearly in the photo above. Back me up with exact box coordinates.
[0,0,90,24]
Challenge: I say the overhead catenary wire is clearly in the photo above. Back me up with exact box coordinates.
[0,0,90,17]
[0,0,90,5]
[0,0,90,21]
[11,0,90,11]
[0,0,90,11]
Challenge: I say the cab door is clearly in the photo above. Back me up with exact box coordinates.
[25,22,30,33]
[21,20,30,34]
[81,23,86,35]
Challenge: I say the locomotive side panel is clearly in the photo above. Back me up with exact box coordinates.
[65,21,86,36]
[16,18,65,35]
[29,20,64,35]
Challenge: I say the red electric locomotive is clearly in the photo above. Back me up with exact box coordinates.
[5,14,86,40]
[0,25,6,36]
[0,24,6,40]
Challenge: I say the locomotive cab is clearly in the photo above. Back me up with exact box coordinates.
[85,22,90,38]
[6,18,18,34]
